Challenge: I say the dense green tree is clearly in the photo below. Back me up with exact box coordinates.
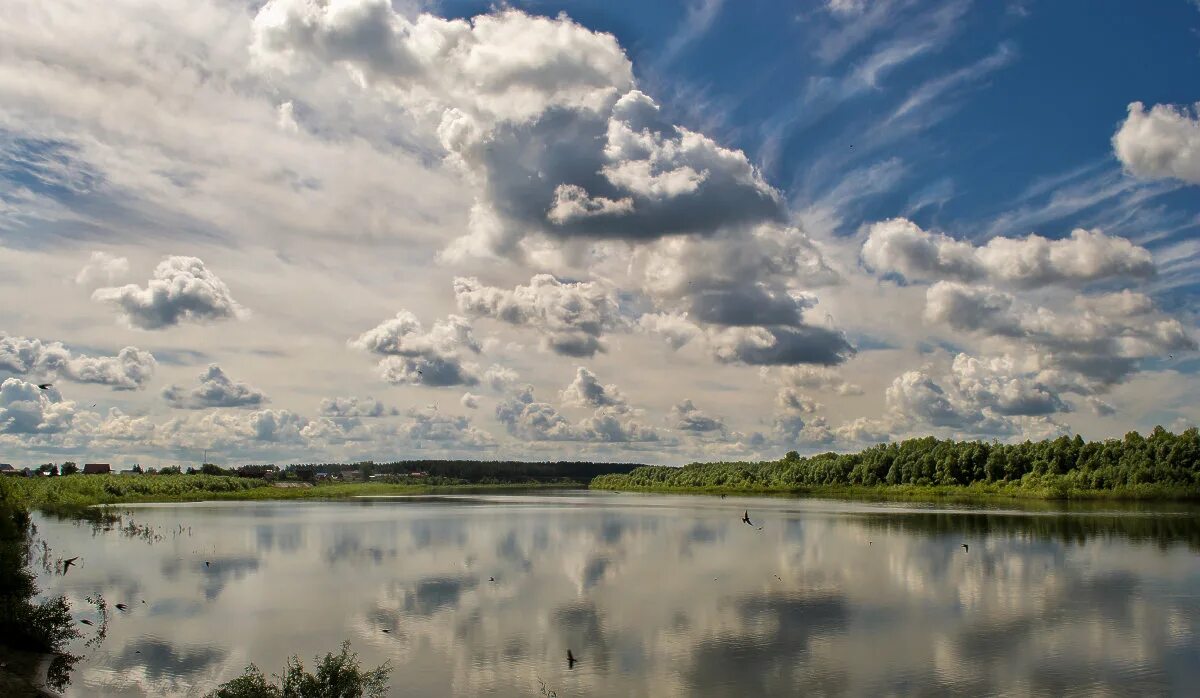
[592,427,1200,496]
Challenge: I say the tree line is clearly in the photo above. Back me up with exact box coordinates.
[11,460,645,485]
[592,427,1200,496]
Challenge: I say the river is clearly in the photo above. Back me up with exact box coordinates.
[30,492,1200,696]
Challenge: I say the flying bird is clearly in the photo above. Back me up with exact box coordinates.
[489,577,495,582]
[62,556,79,575]
[382,628,391,634]
[205,560,210,567]
[80,619,93,626]
[115,603,128,611]
[961,543,969,552]
[741,511,753,526]
[37,383,52,390]
[567,650,576,668]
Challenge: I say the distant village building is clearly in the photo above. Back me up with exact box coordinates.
[409,471,429,478]
[83,463,112,475]
[0,464,17,476]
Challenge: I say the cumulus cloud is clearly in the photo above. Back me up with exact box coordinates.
[669,399,724,432]
[833,416,895,444]
[885,368,989,431]
[0,334,156,390]
[92,256,247,330]
[775,388,821,414]
[162,364,268,409]
[947,354,1068,417]
[495,385,658,442]
[254,2,851,369]
[774,366,864,396]
[639,313,854,366]
[351,311,484,387]
[560,367,627,409]
[75,251,129,286]
[460,392,480,409]
[482,364,518,391]
[318,396,397,418]
[862,218,1155,287]
[708,325,854,366]
[0,378,75,434]
[926,283,1196,388]
[1113,101,1200,185]
[877,355,1078,439]
[401,407,495,449]
[454,275,623,357]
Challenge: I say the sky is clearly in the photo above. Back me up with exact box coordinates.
[1,0,1199,468]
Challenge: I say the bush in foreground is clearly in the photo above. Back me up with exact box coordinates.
[208,641,390,698]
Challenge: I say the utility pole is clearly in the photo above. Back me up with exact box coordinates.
[203,448,208,466]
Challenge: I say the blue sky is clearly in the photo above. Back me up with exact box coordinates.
[0,0,1199,467]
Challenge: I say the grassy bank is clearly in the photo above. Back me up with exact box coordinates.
[4,474,581,514]
[589,476,1200,503]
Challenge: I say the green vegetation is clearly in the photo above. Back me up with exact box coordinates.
[0,477,81,694]
[207,641,390,698]
[2,473,582,513]
[592,427,1200,500]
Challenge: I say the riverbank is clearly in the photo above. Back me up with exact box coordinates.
[4,474,584,514]
[588,478,1200,503]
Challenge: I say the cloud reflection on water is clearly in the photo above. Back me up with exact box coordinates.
[30,495,1200,697]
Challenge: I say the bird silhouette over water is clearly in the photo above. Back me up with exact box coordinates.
[489,577,495,582]
[742,510,753,526]
[205,560,210,567]
[961,543,969,552]
[37,383,52,390]
[79,619,93,626]
[115,603,128,611]
[382,628,391,634]
[567,650,576,668]
[62,556,78,575]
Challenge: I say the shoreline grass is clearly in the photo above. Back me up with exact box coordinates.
[4,474,583,515]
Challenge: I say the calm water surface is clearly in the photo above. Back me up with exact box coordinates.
[31,492,1200,696]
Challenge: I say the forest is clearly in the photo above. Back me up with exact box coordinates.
[591,427,1200,498]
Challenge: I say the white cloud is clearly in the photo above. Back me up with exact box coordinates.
[0,334,156,390]
[460,392,480,409]
[774,366,864,396]
[560,367,627,410]
[0,378,76,434]
[92,256,247,330]
[454,275,623,357]
[163,364,268,409]
[775,387,821,414]
[925,283,1196,388]
[863,219,1155,287]
[400,407,495,449]
[319,396,397,418]
[495,384,659,443]
[74,251,129,286]
[669,398,725,433]
[276,100,300,133]
[1113,101,1200,185]
[351,311,484,387]
[825,0,868,16]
